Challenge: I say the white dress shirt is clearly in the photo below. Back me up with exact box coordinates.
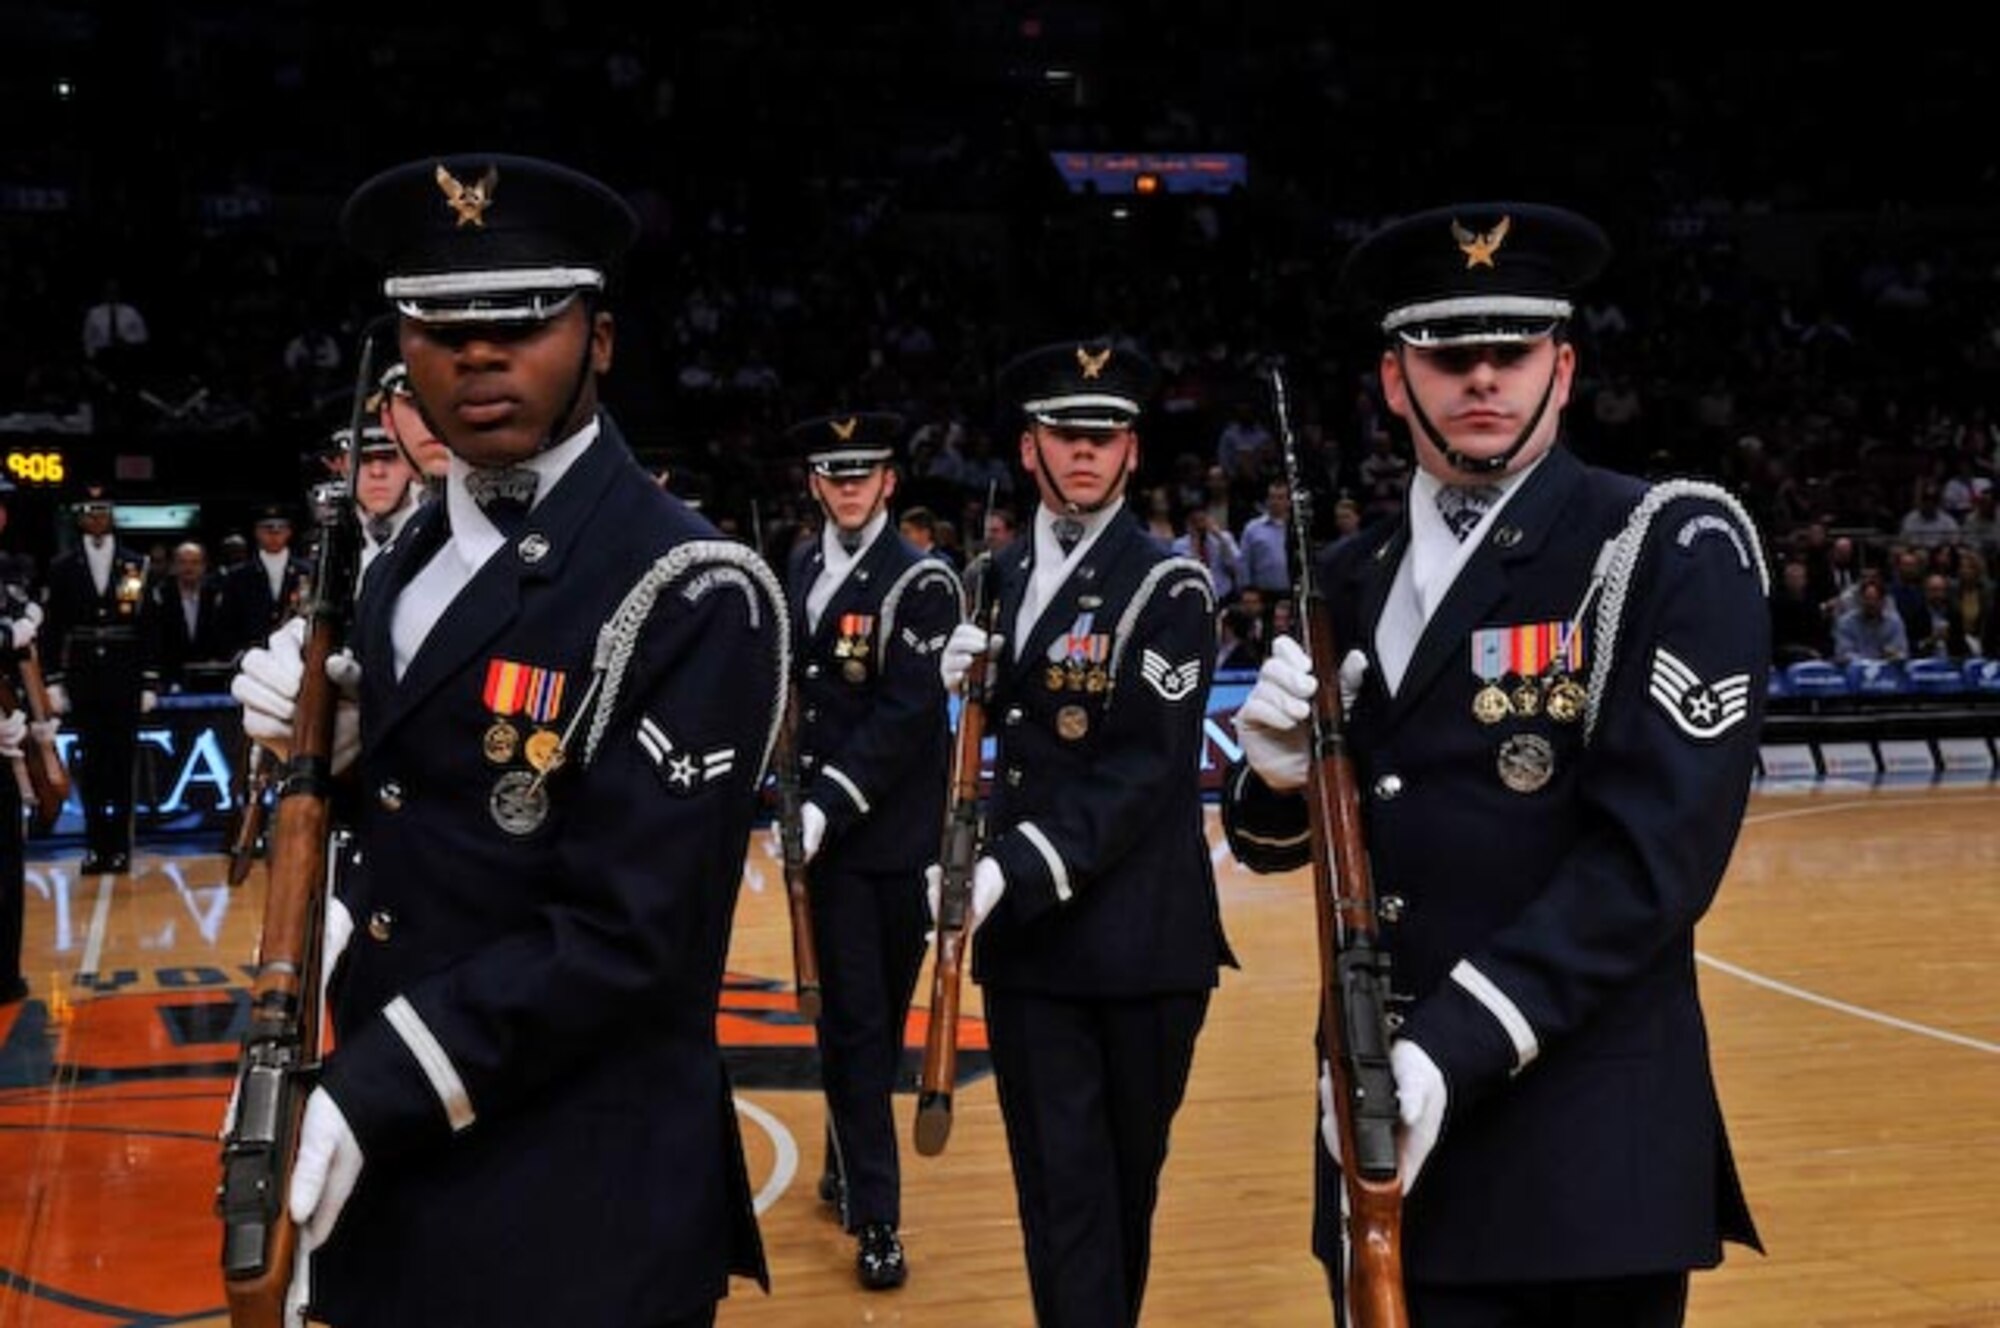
[806,510,889,634]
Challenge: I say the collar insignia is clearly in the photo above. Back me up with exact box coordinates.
[435,162,500,228]
[830,416,859,441]
[1075,345,1111,379]
[1452,215,1511,269]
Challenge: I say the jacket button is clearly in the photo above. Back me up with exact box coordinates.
[378,781,404,811]
[804,662,821,680]
[803,707,818,724]
[1004,707,1023,726]
[367,908,394,942]
[1372,774,1404,801]
[1005,766,1023,788]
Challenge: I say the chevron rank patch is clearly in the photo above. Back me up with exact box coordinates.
[636,714,737,794]
[901,625,948,656]
[1140,648,1202,703]
[1649,646,1751,740]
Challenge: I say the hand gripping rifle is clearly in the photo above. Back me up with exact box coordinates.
[1268,365,1408,1328]
[0,571,69,832]
[772,681,822,1021]
[914,550,997,1156]
[215,330,375,1328]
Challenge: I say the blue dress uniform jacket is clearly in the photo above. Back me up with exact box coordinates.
[787,532,959,873]
[42,541,157,861]
[1224,447,1766,1284]
[975,508,1235,996]
[313,418,779,1327]
[785,528,958,1231]
[216,552,314,659]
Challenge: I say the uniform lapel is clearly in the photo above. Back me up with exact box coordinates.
[1377,449,1583,723]
[1013,511,1136,683]
[363,422,624,754]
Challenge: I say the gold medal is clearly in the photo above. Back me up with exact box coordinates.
[1511,681,1542,718]
[1473,684,1511,725]
[832,639,851,658]
[1046,664,1067,691]
[842,658,867,684]
[483,720,520,765]
[523,729,564,772]
[1085,666,1107,694]
[1547,677,1586,724]
[1056,704,1090,741]
[850,639,869,660]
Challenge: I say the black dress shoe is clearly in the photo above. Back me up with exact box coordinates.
[817,1168,846,1216]
[855,1223,907,1291]
[79,855,109,875]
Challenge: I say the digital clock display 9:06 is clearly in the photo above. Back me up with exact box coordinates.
[5,450,65,484]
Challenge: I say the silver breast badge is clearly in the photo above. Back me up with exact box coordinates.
[489,768,551,835]
[1495,733,1555,794]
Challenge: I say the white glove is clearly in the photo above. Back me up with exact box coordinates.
[19,600,42,629]
[1233,635,1317,790]
[321,897,354,1012]
[1317,1059,1342,1166]
[940,622,1002,693]
[28,717,60,745]
[233,618,361,773]
[0,709,25,760]
[923,857,1007,935]
[289,1089,364,1250]
[801,801,827,864]
[140,688,158,714]
[46,683,69,717]
[5,613,35,651]
[1391,1039,1447,1195]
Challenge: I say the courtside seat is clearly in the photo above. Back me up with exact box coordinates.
[1965,658,2000,694]
[1785,658,1850,698]
[1846,659,1909,696]
[1905,656,1966,695]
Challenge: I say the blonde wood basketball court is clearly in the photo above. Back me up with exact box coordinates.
[0,789,1994,1326]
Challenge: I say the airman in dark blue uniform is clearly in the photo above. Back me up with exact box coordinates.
[781,410,960,1289]
[1225,203,1767,1328]
[936,340,1235,1327]
[236,153,779,1328]
[42,484,158,875]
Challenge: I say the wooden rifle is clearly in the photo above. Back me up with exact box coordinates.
[215,330,375,1328]
[0,635,70,832]
[771,681,822,1020]
[1269,365,1408,1327]
[226,738,273,887]
[914,549,997,1156]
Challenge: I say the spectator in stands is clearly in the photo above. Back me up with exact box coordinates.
[80,278,150,365]
[1237,479,1293,597]
[1215,398,1275,509]
[1898,481,1960,548]
[1770,559,1831,664]
[897,505,938,555]
[1952,548,1993,655]
[1140,485,1178,543]
[982,505,1019,554]
[149,540,226,691]
[1217,605,1261,670]
[1357,431,1409,526]
[1912,572,1970,659]
[1172,506,1242,602]
[1888,546,1931,647]
[1817,533,1864,616]
[1833,574,1909,664]
[1957,488,1999,557]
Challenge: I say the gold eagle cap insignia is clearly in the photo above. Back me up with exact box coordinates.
[1452,215,1511,269]
[435,163,500,228]
[1075,345,1112,379]
[830,416,859,441]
